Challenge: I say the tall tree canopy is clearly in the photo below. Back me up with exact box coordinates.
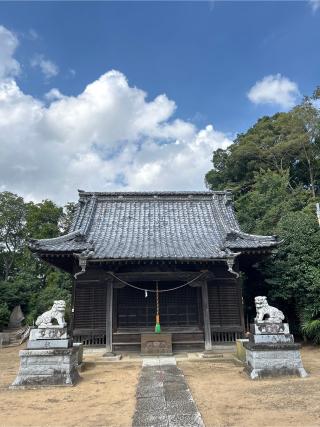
[206,89,320,342]
[0,193,73,330]
[206,89,320,198]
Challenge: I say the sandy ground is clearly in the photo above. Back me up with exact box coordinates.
[1,345,320,427]
[0,345,140,427]
[179,346,320,427]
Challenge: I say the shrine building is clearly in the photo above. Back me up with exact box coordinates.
[29,191,278,353]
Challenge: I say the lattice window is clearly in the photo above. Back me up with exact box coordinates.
[208,280,241,327]
[74,282,107,329]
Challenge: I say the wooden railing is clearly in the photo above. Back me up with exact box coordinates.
[73,327,243,347]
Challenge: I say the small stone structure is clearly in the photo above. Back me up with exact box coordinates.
[141,333,173,356]
[11,300,80,388]
[8,305,25,329]
[244,296,307,379]
[236,338,249,362]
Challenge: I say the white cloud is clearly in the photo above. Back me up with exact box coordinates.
[0,26,232,204]
[45,88,64,101]
[247,74,300,109]
[0,25,20,79]
[30,54,59,79]
[309,0,320,12]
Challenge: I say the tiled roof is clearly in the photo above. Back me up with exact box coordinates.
[29,191,278,260]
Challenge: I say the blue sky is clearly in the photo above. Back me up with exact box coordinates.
[1,1,320,133]
[0,1,320,203]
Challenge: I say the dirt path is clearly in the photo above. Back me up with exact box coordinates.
[0,346,140,427]
[179,346,320,427]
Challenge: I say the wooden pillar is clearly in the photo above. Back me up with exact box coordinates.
[201,281,213,351]
[69,278,76,339]
[105,279,114,355]
[238,278,246,335]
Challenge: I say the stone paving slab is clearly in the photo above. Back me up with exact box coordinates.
[136,384,164,398]
[132,358,205,427]
[132,412,169,427]
[136,396,167,414]
[168,413,204,427]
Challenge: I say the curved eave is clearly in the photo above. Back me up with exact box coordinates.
[224,228,280,250]
[28,229,91,254]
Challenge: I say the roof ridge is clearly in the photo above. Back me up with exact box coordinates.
[80,194,97,235]
[78,190,232,199]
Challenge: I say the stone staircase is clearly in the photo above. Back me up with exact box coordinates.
[0,326,30,347]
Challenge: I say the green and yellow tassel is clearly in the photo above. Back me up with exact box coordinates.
[155,314,161,333]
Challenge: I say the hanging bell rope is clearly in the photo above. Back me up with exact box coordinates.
[155,281,161,333]
[106,271,206,293]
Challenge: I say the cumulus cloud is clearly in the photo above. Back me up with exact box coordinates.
[44,88,65,101]
[0,26,232,204]
[0,25,20,79]
[247,74,300,109]
[30,54,59,79]
[309,0,320,12]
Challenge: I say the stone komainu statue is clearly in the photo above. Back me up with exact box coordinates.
[254,296,285,324]
[35,300,67,328]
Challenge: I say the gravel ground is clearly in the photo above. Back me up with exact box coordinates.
[179,346,320,427]
[0,345,140,427]
[1,345,319,427]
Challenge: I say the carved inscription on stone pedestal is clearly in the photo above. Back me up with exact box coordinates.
[141,333,172,355]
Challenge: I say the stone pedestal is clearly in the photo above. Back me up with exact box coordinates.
[29,327,68,340]
[27,327,72,349]
[244,322,307,379]
[141,333,173,356]
[10,347,80,388]
[11,325,81,388]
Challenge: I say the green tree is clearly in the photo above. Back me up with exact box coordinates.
[291,90,320,198]
[205,112,308,194]
[60,202,77,234]
[0,192,27,281]
[205,89,320,341]
[0,303,10,330]
[26,200,62,239]
[263,209,320,334]
[0,192,74,330]
[205,92,320,196]
[235,169,310,234]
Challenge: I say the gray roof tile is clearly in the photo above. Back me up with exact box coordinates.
[29,191,278,260]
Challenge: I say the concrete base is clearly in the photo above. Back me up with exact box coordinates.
[246,365,308,379]
[245,347,308,379]
[10,347,80,388]
[102,352,122,361]
[27,339,71,349]
[200,350,223,359]
[236,339,249,362]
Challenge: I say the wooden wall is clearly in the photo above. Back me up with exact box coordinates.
[72,265,244,347]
